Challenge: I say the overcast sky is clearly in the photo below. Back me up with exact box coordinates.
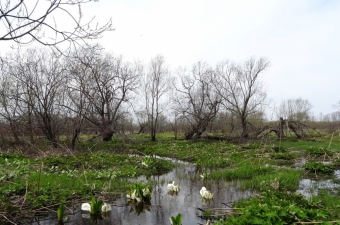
[1,0,340,118]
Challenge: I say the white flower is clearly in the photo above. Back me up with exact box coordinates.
[127,190,141,202]
[127,190,137,200]
[167,181,179,192]
[81,202,112,213]
[141,162,149,167]
[200,187,207,197]
[204,190,214,199]
[81,203,91,212]
[170,217,173,225]
[200,187,214,199]
[101,203,112,212]
[172,184,179,192]
[143,188,150,196]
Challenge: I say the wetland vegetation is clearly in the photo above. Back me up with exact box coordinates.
[1,132,340,224]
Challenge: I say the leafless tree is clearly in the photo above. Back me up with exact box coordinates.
[213,57,270,139]
[277,98,313,122]
[0,59,22,143]
[143,55,172,141]
[3,48,67,147]
[0,0,112,50]
[173,62,221,140]
[68,46,142,141]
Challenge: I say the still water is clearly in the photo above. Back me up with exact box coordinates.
[35,159,254,225]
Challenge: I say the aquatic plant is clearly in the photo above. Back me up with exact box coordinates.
[167,181,179,192]
[200,187,214,199]
[141,157,153,167]
[81,197,111,214]
[200,169,208,179]
[170,213,183,225]
[57,204,65,223]
[127,182,152,202]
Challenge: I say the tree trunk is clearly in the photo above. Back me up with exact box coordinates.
[241,118,249,138]
[102,131,114,141]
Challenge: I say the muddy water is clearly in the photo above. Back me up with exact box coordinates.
[35,160,254,225]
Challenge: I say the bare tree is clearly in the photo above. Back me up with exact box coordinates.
[143,55,172,141]
[4,48,67,147]
[277,98,313,122]
[173,62,221,140]
[213,57,270,139]
[0,60,22,143]
[68,46,142,141]
[0,0,112,50]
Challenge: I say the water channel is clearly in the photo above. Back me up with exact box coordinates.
[33,157,340,225]
[35,158,254,225]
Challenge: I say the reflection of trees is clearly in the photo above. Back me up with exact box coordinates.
[127,201,151,215]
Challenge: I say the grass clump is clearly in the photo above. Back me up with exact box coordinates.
[241,169,303,192]
[214,191,339,225]
[306,146,334,157]
[270,152,298,160]
[304,162,336,175]
[209,163,274,180]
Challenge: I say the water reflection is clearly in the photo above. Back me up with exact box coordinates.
[34,162,254,225]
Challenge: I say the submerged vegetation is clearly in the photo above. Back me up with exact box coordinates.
[0,132,340,224]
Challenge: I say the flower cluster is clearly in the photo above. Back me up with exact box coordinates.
[167,181,180,192]
[200,187,214,199]
[127,182,152,203]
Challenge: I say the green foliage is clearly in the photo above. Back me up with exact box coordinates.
[270,152,297,160]
[131,182,152,202]
[241,142,263,149]
[271,146,287,152]
[241,169,302,191]
[170,213,183,225]
[306,146,334,156]
[90,197,103,214]
[214,191,337,225]
[304,162,336,174]
[57,204,65,222]
[210,164,274,180]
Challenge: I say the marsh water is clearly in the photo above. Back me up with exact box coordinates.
[32,157,340,225]
[34,159,254,225]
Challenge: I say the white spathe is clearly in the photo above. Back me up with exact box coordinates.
[81,202,112,213]
[200,187,207,197]
[127,190,137,199]
[200,187,214,199]
[101,203,112,212]
[81,203,91,211]
[127,189,141,202]
[143,187,150,196]
[167,181,179,192]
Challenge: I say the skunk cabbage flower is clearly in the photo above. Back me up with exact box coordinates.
[143,187,150,196]
[200,187,207,197]
[127,189,141,202]
[200,187,214,199]
[81,203,91,211]
[204,190,214,199]
[127,190,137,200]
[172,184,179,192]
[167,181,179,192]
[101,203,112,212]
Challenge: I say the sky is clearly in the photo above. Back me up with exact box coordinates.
[1,0,340,118]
